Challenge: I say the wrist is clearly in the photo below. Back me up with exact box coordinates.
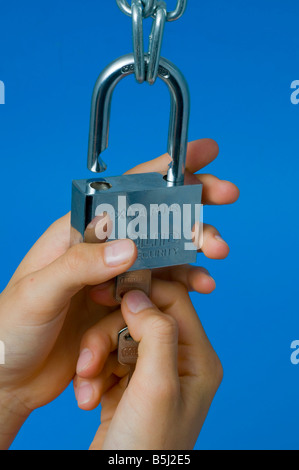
[0,389,31,449]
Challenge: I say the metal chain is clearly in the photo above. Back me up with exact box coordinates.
[116,0,187,84]
[116,0,156,18]
[117,0,187,22]
[131,0,146,83]
[147,1,167,85]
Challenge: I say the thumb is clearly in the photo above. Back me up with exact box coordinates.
[121,290,179,383]
[9,239,137,325]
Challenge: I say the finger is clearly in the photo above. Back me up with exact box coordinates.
[149,279,213,350]
[74,373,117,411]
[184,139,220,173]
[84,213,113,244]
[89,260,217,307]
[89,224,228,308]
[89,265,215,308]
[121,290,179,384]
[149,279,223,390]
[124,139,219,176]
[10,239,137,325]
[89,280,119,307]
[9,213,72,285]
[89,264,216,306]
[197,174,240,206]
[76,309,125,379]
[153,265,216,294]
[201,224,230,259]
[12,211,115,285]
[74,352,128,410]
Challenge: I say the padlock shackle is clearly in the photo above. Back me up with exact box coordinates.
[87,54,190,185]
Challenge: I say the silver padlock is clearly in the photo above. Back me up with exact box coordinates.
[71,54,202,295]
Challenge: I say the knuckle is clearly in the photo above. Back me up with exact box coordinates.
[172,281,189,297]
[168,281,189,303]
[82,328,110,358]
[63,244,89,273]
[149,314,178,343]
[213,355,224,388]
[13,276,34,304]
[201,351,224,391]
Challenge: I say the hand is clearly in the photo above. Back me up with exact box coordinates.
[0,236,138,449]
[74,280,223,450]
[0,138,237,449]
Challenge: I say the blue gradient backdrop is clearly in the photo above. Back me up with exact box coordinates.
[0,0,299,450]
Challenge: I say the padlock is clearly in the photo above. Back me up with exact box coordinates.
[71,53,202,277]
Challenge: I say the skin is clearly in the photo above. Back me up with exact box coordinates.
[75,283,224,450]
[0,139,239,449]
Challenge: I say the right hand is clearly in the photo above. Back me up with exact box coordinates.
[74,280,223,450]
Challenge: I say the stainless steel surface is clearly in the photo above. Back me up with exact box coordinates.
[116,0,187,21]
[116,0,156,18]
[116,1,188,84]
[147,1,167,85]
[71,172,202,271]
[87,53,190,185]
[73,53,202,274]
[132,0,145,83]
[165,0,187,21]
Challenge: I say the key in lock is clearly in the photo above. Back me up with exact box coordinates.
[71,54,203,300]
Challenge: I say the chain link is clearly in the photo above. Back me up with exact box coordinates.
[116,0,156,18]
[147,1,167,84]
[116,0,187,84]
[132,0,145,83]
[117,0,187,22]
[165,0,187,22]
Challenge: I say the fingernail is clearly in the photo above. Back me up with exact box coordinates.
[125,290,153,314]
[76,348,93,374]
[104,239,135,267]
[77,382,93,406]
[215,234,228,245]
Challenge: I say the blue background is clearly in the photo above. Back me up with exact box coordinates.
[0,0,298,450]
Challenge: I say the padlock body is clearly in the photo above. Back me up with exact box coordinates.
[71,172,202,271]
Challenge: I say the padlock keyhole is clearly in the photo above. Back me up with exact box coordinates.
[89,181,112,191]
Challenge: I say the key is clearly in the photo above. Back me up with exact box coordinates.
[118,327,139,384]
[115,269,152,302]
